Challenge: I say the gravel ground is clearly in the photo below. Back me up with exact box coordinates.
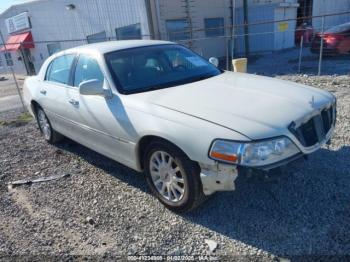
[0,75,349,260]
[0,75,25,98]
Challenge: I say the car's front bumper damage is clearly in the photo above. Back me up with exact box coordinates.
[199,153,303,196]
[199,128,334,196]
[200,163,238,195]
[200,154,306,196]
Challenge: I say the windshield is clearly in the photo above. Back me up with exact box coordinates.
[104,44,222,94]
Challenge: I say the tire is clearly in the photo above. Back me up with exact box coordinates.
[35,107,63,144]
[144,140,206,212]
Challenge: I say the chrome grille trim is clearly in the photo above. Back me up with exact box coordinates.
[289,103,336,148]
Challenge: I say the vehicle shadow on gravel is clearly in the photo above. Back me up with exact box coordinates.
[56,139,149,192]
[57,140,350,256]
[184,146,350,256]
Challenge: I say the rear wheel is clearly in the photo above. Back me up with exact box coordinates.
[36,107,63,144]
[144,140,206,212]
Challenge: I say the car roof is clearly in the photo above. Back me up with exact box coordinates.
[38,40,175,80]
[325,22,350,33]
[59,40,174,56]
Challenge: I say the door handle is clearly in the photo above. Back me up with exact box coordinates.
[40,90,46,95]
[68,99,79,106]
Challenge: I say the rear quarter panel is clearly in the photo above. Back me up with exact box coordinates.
[23,76,40,116]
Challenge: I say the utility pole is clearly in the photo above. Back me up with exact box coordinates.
[183,0,193,49]
[230,0,235,66]
[243,0,249,57]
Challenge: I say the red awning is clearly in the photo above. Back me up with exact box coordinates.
[0,31,34,52]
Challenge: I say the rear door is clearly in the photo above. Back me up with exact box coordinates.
[38,53,82,137]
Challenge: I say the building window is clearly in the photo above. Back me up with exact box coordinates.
[4,52,13,66]
[47,42,61,56]
[166,19,190,41]
[204,18,225,37]
[115,23,141,40]
[87,31,107,44]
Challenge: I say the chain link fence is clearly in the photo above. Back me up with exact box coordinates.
[171,11,350,75]
[0,10,349,113]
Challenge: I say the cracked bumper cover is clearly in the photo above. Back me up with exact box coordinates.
[200,163,238,195]
[199,152,304,196]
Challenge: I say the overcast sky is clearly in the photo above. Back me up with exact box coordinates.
[0,0,33,13]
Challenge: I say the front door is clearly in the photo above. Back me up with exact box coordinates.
[21,48,36,75]
[69,54,137,168]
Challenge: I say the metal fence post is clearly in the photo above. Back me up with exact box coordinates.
[226,38,229,70]
[0,30,25,111]
[318,16,325,76]
[298,35,304,73]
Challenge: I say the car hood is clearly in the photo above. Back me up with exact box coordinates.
[129,72,334,140]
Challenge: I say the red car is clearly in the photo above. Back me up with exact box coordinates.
[311,22,350,55]
[295,23,314,45]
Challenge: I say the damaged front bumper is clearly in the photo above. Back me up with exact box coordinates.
[200,115,335,196]
[199,152,304,196]
[200,163,238,195]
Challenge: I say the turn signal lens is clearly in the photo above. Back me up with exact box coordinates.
[210,151,238,162]
[209,140,241,164]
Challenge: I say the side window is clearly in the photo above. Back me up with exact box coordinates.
[4,52,13,66]
[74,55,104,87]
[115,24,141,40]
[166,19,190,41]
[204,18,225,37]
[47,42,61,56]
[46,54,75,85]
[87,31,107,44]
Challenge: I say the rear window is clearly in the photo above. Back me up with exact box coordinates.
[46,54,75,85]
[325,22,350,33]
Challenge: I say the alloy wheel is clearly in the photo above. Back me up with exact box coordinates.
[37,109,51,140]
[149,150,185,202]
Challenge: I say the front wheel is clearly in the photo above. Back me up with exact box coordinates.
[144,140,206,212]
[36,107,63,144]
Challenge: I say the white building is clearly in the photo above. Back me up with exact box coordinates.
[0,0,151,75]
[0,0,234,75]
[312,0,350,30]
[234,0,299,55]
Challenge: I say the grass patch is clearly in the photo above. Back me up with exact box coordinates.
[17,112,33,122]
[0,112,33,126]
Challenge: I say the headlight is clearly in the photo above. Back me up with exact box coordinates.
[209,137,300,167]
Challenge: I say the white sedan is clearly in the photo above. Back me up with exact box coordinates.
[24,40,336,212]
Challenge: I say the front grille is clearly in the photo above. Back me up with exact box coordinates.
[321,106,333,134]
[297,118,319,147]
[289,105,335,147]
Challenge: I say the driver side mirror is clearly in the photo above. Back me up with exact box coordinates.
[79,79,106,97]
[209,57,219,67]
